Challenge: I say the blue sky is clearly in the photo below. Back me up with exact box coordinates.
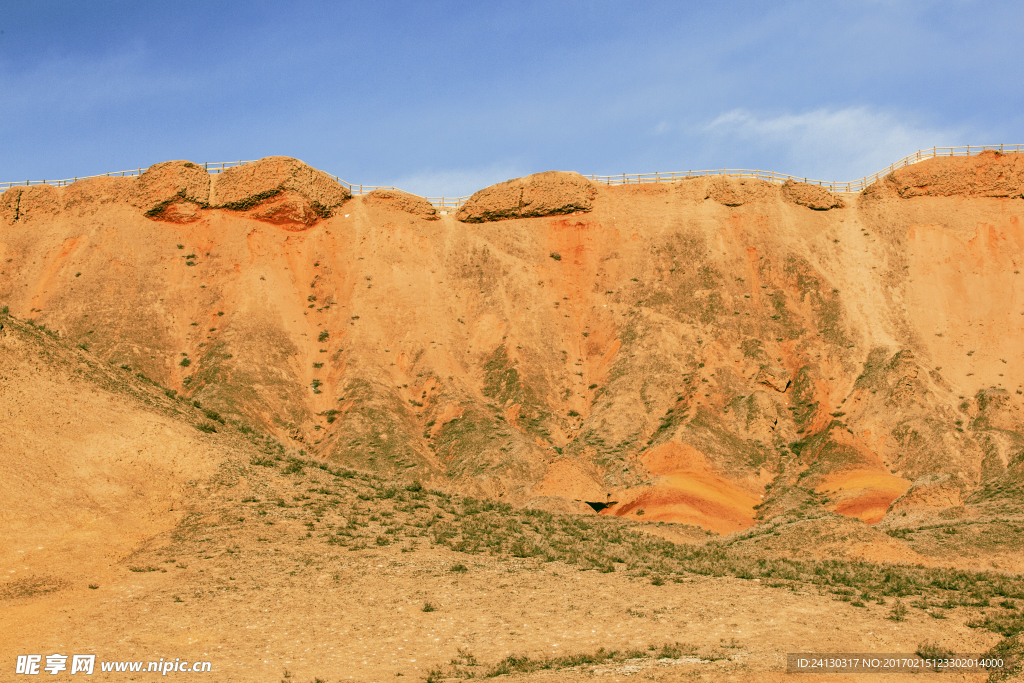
[1,0,1021,197]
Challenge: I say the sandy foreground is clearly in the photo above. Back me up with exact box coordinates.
[0,453,1002,682]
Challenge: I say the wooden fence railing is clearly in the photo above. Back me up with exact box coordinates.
[586,144,1024,193]
[3,144,1021,210]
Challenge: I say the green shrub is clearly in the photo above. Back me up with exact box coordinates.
[916,640,953,661]
[422,601,437,613]
[968,612,1024,637]
[196,422,217,434]
[318,331,330,342]
[658,642,697,659]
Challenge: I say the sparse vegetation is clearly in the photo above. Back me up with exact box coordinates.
[916,640,953,661]
[485,646,651,677]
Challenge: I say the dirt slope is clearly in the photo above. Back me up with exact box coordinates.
[0,314,228,590]
[2,152,1024,535]
[1,313,1019,682]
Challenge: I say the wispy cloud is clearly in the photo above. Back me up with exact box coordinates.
[0,48,199,119]
[703,107,970,180]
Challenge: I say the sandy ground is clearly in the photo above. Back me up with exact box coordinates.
[0,534,1001,682]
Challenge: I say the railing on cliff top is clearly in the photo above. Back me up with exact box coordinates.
[3,144,1021,211]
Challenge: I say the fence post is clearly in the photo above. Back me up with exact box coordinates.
[7,147,1024,201]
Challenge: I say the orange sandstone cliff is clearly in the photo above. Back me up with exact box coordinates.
[3,151,1024,535]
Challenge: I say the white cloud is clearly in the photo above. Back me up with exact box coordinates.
[704,107,969,181]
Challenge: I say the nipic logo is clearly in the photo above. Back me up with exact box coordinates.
[15,654,210,675]
[16,655,94,675]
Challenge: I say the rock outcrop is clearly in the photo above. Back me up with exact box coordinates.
[61,177,134,217]
[456,171,596,223]
[0,184,61,225]
[130,161,212,222]
[705,176,774,207]
[210,156,351,227]
[363,189,438,220]
[781,180,845,210]
[887,149,1024,198]
[0,188,21,225]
